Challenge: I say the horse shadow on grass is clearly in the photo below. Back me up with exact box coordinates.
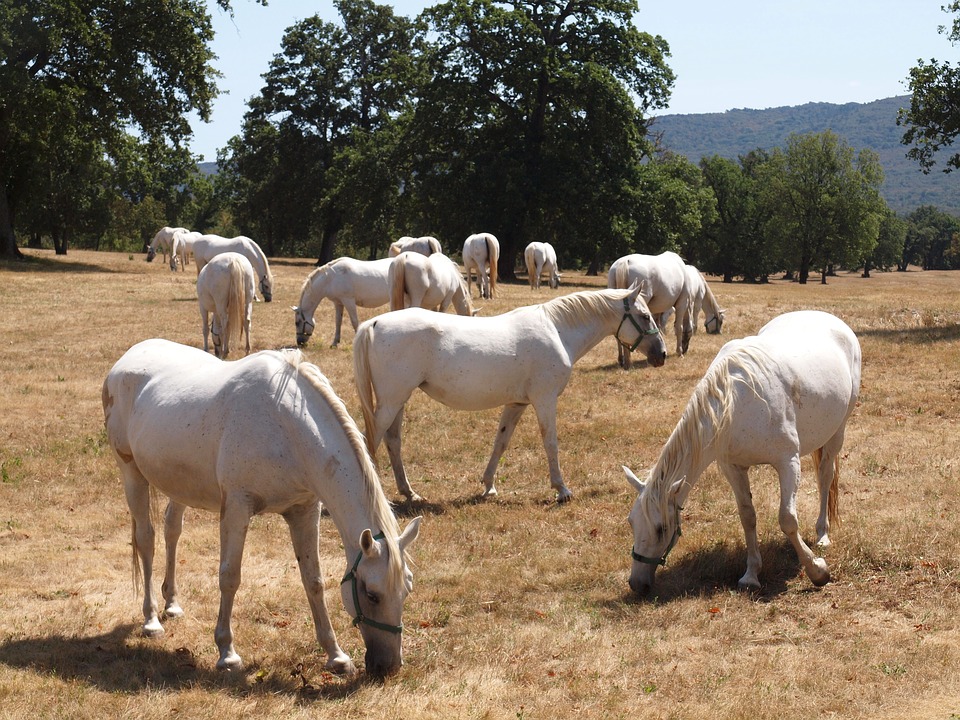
[0,254,123,274]
[610,536,819,606]
[0,623,375,700]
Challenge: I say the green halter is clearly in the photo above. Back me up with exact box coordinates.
[616,297,661,352]
[631,505,683,566]
[340,532,403,635]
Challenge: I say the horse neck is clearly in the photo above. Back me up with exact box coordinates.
[299,272,329,316]
[550,300,620,364]
[451,282,474,315]
[701,283,718,313]
[651,409,718,507]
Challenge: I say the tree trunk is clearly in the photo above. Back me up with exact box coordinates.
[52,228,68,255]
[0,186,23,260]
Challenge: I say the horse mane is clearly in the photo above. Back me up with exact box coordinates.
[299,257,346,301]
[541,287,626,330]
[702,279,719,313]
[277,349,405,590]
[642,343,773,520]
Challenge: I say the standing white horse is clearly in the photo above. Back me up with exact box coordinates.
[462,232,500,299]
[176,230,203,270]
[293,257,393,347]
[679,264,726,353]
[622,310,861,596]
[147,226,187,268]
[524,241,560,290]
[354,285,667,503]
[388,252,477,316]
[103,339,421,675]
[607,251,690,365]
[389,236,442,257]
[196,252,255,358]
[192,234,274,302]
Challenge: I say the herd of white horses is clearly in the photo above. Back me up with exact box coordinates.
[104,226,861,675]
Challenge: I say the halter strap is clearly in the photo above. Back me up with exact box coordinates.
[631,506,683,566]
[340,532,403,635]
[616,297,660,352]
[705,314,720,333]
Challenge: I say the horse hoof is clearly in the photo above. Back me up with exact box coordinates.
[555,489,573,504]
[809,558,831,586]
[326,655,358,677]
[216,652,243,671]
[737,579,761,593]
[164,602,184,619]
[142,619,164,638]
[481,487,498,499]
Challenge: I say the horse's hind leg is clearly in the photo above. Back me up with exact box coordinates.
[481,403,527,498]
[383,406,421,501]
[719,461,762,590]
[814,429,845,547]
[283,502,356,676]
[776,455,830,586]
[214,494,252,670]
[161,500,186,618]
[121,467,163,637]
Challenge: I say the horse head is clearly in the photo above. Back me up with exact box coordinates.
[260,275,273,302]
[616,284,667,367]
[705,309,726,335]
[146,246,156,262]
[340,518,421,676]
[623,466,685,598]
[292,306,315,346]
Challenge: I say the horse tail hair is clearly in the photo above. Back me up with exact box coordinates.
[615,260,629,289]
[812,446,842,527]
[389,254,407,311]
[226,256,245,349]
[428,236,441,255]
[524,246,536,288]
[352,323,379,459]
[487,235,499,297]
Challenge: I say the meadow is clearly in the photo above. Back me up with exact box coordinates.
[1,248,960,719]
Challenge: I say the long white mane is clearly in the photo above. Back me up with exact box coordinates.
[540,287,626,330]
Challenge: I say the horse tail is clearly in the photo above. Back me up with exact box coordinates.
[428,236,441,255]
[615,260,629,290]
[486,235,499,297]
[389,254,407,311]
[812,447,842,526]
[226,256,245,349]
[353,322,379,459]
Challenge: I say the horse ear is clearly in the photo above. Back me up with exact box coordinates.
[669,476,687,499]
[360,529,382,559]
[291,305,299,312]
[622,465,646,494]
[398,516,422,553]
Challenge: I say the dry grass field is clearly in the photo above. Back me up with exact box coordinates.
[2,248,960,719]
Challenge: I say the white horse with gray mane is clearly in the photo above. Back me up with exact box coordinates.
[196,252,254,358]
[462,232,500,299]
[607,251,690,365]
[293,256,393,347]
[103,339,421,675]
[622,310,860,597]
[388,235,442,257]
[388,252,477,316]
[354,285,666,504]
[192,234,274,302]
[524,241,560,290]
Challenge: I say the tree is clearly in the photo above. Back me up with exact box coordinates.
[0,0,226,259]
[409,0,674,278]
[898,2,960,173]
[901,205,960,270]
[861,208,906,278]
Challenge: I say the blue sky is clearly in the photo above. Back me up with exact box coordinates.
[189,0,953,161]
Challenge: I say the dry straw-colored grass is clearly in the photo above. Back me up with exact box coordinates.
[2,248,960,719]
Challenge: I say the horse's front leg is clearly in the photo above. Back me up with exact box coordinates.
[383,405,421,501]
[532,398,571,503]
[214,495,251,670]
[776,455,830,586]
[718,461,762,590]
[481,404,527,498]
[161,500,187,618]
[283,502,356,676]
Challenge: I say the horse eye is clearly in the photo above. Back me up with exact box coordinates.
[655,525,665,541]
[366,591,380,605]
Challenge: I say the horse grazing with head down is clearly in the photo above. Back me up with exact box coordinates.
[192,234,274,303]
[147,226,187,268]
[622,310,860,597]
[196,251,255,358]
[524,241,560,290]
[354,285,667,504]
[388,252,477,316]
[103,339,422,675]
[462,232,500,299]
[681,264,725,352]
[389,236,441,257]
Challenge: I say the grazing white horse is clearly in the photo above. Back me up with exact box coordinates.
[462,232,500,299]
[388,252,477,316]
[175,230,202,270]
[678,264,726,353]
[293,257,393,347]
[607,251,690,365]
[103,339,422,675]
[388,235,442,257]
[622,310,861,597]
[524,241,561,290]
[354,285,667,503]
[147,226,187,268]
[192,234,274,302]
[196,252,254,358]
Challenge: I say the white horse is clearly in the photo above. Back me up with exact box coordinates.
[192,234,274,302]
[147,226,187,268]
[607,251,690,365]
[103,339,421,675]
[462,233,500,299]
[388,252,477,316]
[196,252,254,358]
[678,264,726,353]
[176,230,203,270]
[354,285,667,503]
[622,310,861,597]
[293,257,393,347]
[388,236,442,257]
[524,241,561,290]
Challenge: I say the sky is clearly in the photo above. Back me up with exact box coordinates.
[189,0,955,161]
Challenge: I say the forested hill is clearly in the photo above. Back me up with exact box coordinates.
[652,95,960,216]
